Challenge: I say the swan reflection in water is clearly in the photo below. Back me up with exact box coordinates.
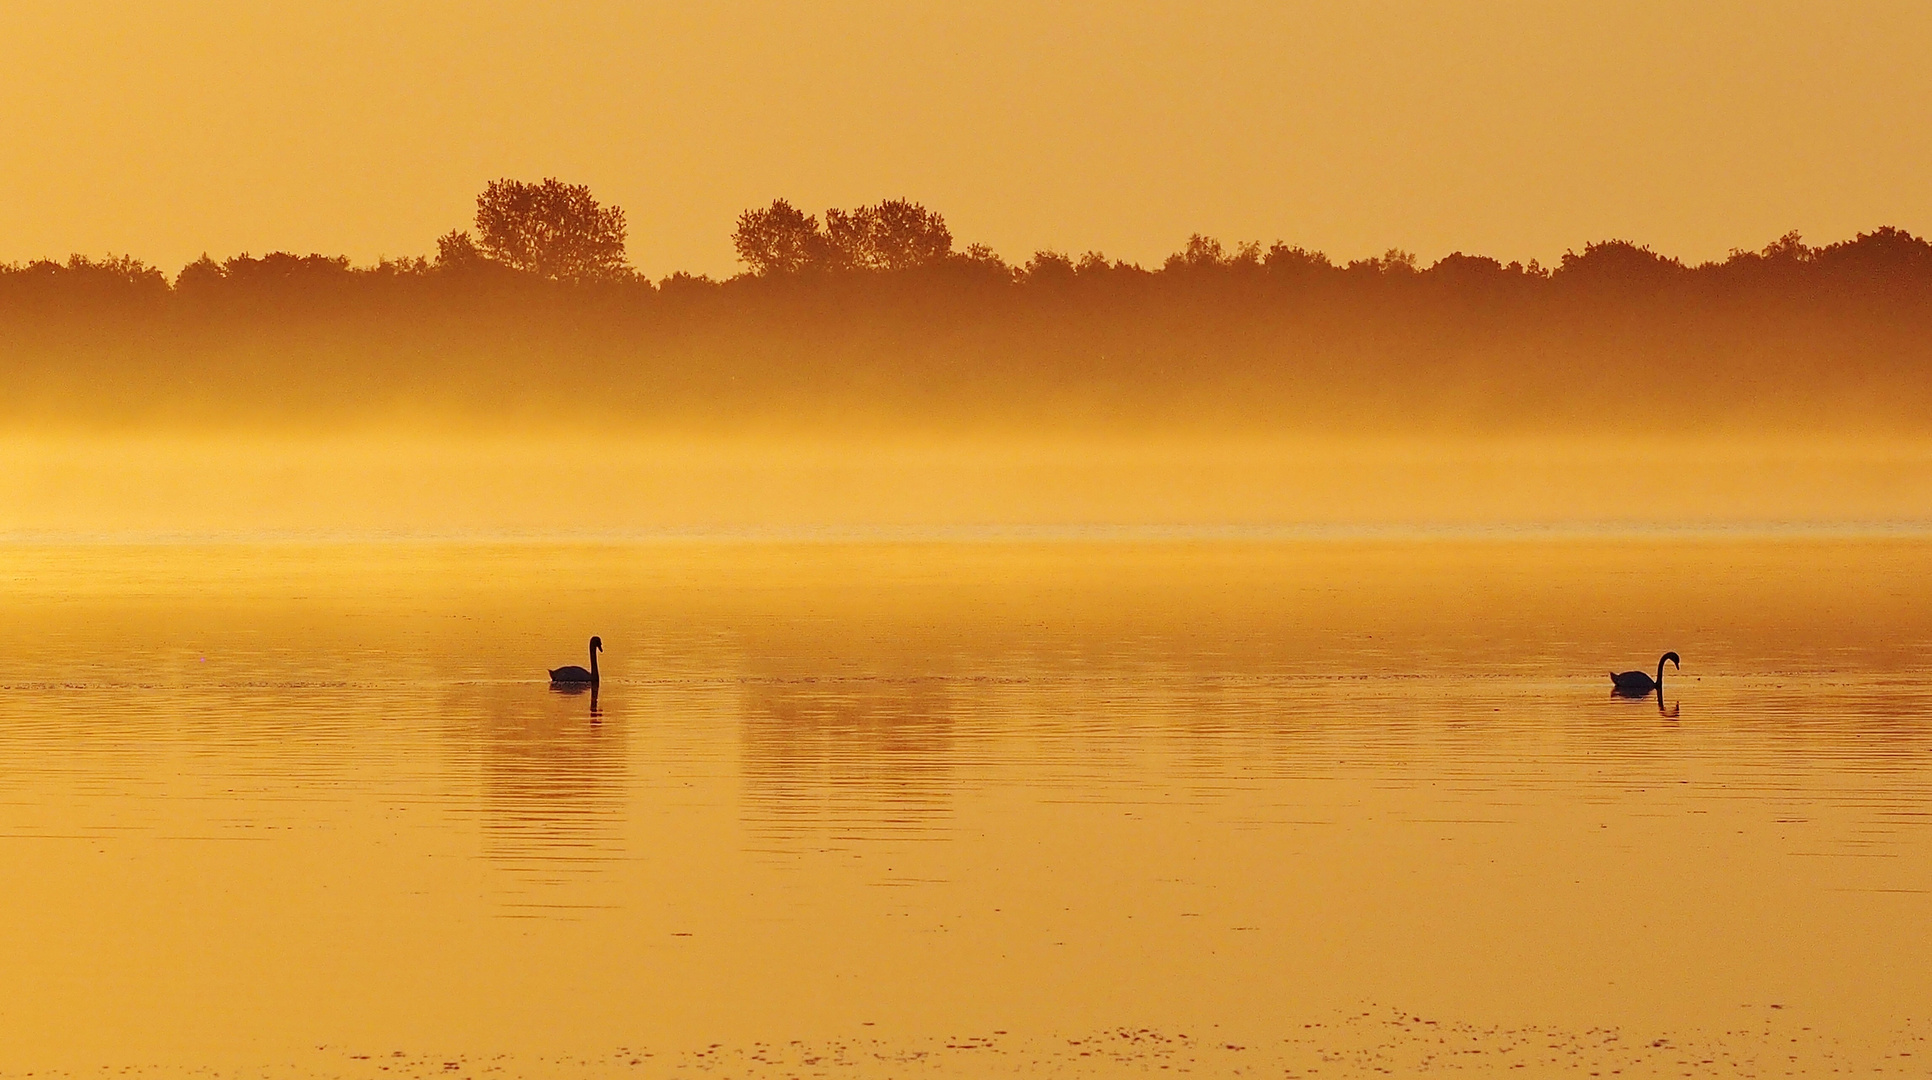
[1607,683,1679,718]
[550,679,601,718]
[437,675,626,890]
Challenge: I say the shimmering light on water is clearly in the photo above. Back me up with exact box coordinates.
[0,539,1928,1077]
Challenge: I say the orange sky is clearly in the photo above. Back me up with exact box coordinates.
[3,1,1928,278]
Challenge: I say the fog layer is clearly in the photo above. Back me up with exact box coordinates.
[4,432,1926,539]
[4,231,1931,435]
[7,232,1930,536]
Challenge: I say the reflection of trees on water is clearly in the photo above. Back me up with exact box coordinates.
[440,683,626,912]
[738,675,955,847]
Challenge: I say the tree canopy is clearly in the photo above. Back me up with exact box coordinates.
[733,198,952,275]
[463,178,630,283]
[6,218,1932,436]
[732,199,833,276]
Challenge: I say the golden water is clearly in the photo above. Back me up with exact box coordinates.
[1,539,1928,1077]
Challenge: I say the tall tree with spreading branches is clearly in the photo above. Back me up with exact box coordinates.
[469,178,630,283]
[733,199,834,275]
[827,199,952,271]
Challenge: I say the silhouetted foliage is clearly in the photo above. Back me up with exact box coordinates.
[176,254,226,292]
[828,198,952,271]
[5,255,171,298]
[1341,249,1419,278]
[220,252,354,286]
[473,178,630,283]
[1555,240,1685,285]
[734,198,953,274]
[657,271,720,295]
[436,229,485,270]
[955,243,1012,275]
[1759,230,1813,263]
[1424,252,1507,279]
[733,199,834,275]
[1166,234,1232,272]
[0,255,170,320]
[1026,250,1077,284]
[1422,253,1539,294]
[1264,243,1332,279]
[1813,226,1932,279]
[6,207,1932,434]
[365,255,433,279]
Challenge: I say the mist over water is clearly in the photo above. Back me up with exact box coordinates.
[5,430,1931,541]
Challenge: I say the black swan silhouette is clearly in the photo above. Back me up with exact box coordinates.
[1611,651,1678,696]
[549,636,602,686]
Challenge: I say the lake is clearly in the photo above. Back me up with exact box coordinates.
[1,538,1928,1077]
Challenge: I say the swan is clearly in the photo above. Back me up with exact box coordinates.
[549,636,602,686]
[1611,651,1678,696]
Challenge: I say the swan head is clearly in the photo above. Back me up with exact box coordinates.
[590,635,603,653]
[1662,651,1680,669]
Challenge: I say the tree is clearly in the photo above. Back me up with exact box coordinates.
[1025,250,1076,283]
[1165,234,1227,271]
[473,178,630,283]
[731,197,954,274]
[733,199,833,275]
[220,252,353,286]
[436,229,485,270]
[1815,226,1932,278]
[957,243,1010,271]
[1554,240,1684,284]
[1424,252,1510,281]
[1760,230,1813,263]
[861,198,952,270]
[825,199,953,271]
[1384,248,1419,272]
[1263,242,1333,279]
[1075,251,1115,275]
[176,253,226,291]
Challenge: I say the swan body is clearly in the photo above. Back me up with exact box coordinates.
[549,636,602,685]
[1611,651,1679,695]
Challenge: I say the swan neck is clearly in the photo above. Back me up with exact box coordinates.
[590,646,600,683]
[1655,656,1667,688]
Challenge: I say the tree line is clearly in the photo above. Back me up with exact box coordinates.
[4,177,1931,436]
[4,177,1931,300]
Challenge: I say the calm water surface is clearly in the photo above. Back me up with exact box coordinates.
[1,539,1928,1077]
